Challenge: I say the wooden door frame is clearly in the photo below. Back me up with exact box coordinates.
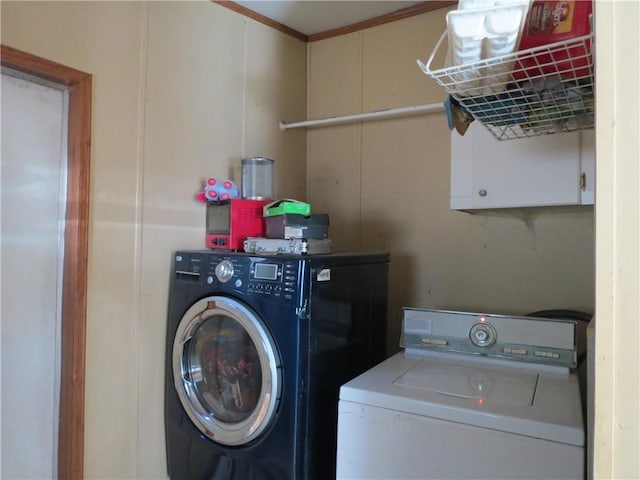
[1,45,91,480]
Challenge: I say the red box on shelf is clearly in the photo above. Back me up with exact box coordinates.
[514,0,593,81]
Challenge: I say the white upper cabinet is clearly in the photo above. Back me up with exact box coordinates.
[451,122,595,210]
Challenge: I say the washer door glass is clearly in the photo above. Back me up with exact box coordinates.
[173,296,281,446]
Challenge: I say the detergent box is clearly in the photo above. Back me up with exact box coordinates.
[514,0,593,80]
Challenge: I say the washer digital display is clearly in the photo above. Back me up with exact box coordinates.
[254,263,279,281]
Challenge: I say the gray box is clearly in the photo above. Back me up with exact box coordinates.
[266,214,329,239]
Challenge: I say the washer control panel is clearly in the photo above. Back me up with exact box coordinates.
[214,260,235,283]
[246,259,300,301]
[401,308,582,368]
[173,251,301,303]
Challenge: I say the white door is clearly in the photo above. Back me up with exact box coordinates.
[1,70,68,479]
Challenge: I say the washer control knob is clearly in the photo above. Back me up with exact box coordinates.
[469,322,497,348]
[215,260,234,283]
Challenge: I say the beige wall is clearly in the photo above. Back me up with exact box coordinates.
[594,1,640,478]
[1,1,306,478]
[307,9,595,354]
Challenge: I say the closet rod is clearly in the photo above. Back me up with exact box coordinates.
[279,102,445,131]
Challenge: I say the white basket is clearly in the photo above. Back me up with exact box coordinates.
[418,31,594,140]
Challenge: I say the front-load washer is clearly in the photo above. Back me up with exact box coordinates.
[165,250,389,480]
[337,308,585,480]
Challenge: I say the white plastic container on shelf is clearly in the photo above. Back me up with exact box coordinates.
[445,0,530,94]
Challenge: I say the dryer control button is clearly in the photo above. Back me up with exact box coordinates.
[215,260,234,283]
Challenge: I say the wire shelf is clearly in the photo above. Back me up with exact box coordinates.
[418,32,594,140]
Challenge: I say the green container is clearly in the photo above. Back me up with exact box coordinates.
[263,199,311,217]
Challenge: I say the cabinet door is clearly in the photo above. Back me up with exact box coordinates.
[451,122,583,209]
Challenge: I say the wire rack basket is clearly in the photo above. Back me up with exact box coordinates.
[418,32,594,140]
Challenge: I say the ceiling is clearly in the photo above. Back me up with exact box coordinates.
[233,1,426,36]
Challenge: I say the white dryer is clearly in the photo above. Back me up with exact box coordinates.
[337,309,585,480]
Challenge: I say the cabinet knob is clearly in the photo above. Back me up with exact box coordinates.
[478,189,487,197]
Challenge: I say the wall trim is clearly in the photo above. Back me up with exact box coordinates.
[212,1,456,42]
[212,0,308,41]
[308,1,457,42]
